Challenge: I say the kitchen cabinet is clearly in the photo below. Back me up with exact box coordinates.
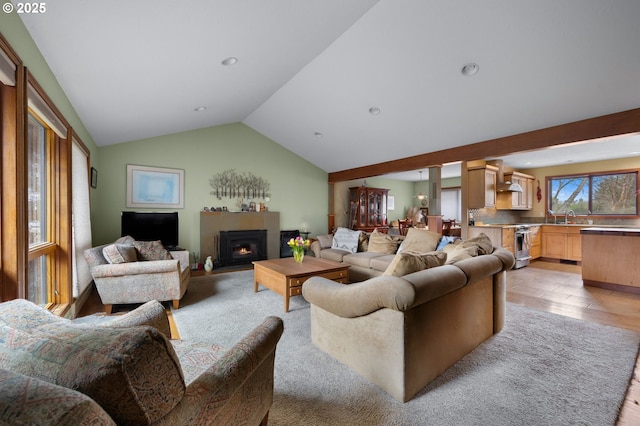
[541,225,583,262]
[348,186,389,233]
[468,165,497,209]
[529,225,541,259]
[581,228,640,292]
[467,226,514,255]
[496,172,534,210]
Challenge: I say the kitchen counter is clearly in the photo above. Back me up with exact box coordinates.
[580,227,640,237]
[470,223,633,228]
[581,228,640,293]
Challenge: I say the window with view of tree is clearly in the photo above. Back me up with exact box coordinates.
[27,112,53,305]
[548,171,638,216]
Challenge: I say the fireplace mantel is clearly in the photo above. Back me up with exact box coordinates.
[200,211,280,263]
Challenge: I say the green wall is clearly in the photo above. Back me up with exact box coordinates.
[94,123,329,252]
[334,177,415,228]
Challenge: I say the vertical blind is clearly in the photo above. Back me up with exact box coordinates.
[71,140,93,298]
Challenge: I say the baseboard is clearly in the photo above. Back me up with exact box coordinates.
[71,282,95,319]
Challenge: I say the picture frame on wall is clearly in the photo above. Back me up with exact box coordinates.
[387,195,395,210]
[126,164,184,208]
[90,167,98,188]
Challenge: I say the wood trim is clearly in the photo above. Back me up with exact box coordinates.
[583,279,640,295]
[0,81,25,301]
[328,108,640,183]
[0,32,23,73]
[26,72,71,132]
[54,133,73,304]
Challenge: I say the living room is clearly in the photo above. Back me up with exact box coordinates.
[1,1,640,424]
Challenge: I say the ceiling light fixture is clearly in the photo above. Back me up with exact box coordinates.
[461,62,479,76]
[194,106,207,112]
[413,171,428,203]
[221,57,238,66]
[369,106,381,115]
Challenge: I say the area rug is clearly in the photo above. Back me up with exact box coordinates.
[172,270,640,426]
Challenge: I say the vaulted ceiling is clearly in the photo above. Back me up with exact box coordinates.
[16,0,640,175]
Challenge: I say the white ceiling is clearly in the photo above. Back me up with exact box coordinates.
[15,0,640,174]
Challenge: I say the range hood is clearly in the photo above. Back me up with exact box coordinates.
[488,160,524,193]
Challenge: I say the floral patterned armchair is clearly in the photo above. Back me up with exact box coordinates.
[83,236,190,314]
[0,299,284,425]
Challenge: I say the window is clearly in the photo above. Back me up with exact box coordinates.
[441,188,461,222]
[27,112,54,305]
[25,75,72,309]
[548,170,638,216]
[1,36,75,311]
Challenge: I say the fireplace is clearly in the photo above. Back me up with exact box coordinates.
[219,229,267,267]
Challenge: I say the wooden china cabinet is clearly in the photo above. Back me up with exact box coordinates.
[348,186,389,233]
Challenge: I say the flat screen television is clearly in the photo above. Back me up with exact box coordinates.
[121,211,179,249]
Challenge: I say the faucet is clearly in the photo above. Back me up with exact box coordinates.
[564,210,576,224]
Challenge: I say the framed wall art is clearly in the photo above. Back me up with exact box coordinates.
[126,164,184,208]
[90,167,98,188]
[387,195,395,210]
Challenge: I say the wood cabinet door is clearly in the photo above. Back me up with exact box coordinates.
[567,234,582,261]
[542,233,567,259]
[529,226,541,259]
[485,169,496,208]
[525,178,534,209]
[502,228,515,254]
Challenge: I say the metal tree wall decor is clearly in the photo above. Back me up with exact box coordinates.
[209,169,271,200]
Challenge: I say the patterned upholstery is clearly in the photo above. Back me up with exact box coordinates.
[0,299,185,424]
[0,369,115,426]
[83,239,190,312]
[0,299,284,425]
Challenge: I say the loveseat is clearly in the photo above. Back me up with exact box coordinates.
[84,236,190,313]
[302,243,515,402]
[0,298,284,425]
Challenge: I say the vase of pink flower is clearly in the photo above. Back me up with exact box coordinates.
[288,236,310,263]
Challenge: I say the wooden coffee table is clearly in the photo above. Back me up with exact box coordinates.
[253,257,349,312]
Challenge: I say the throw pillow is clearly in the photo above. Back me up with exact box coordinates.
[445,246,479,264]
[436,235,458,251]
[115,235,135,245]
[367,229,400,254]
[358,231,369,252]
[459,233,494,255]
[331,227,361,253]
[133,240,173,261]
[102,244,138,264]
[317,234,334,249]
[383,250,447,276]
[397,228,441,254]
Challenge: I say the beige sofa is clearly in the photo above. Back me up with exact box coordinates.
[302,246,515,402]
[83,236,190,313]
[0,299,283,425]
[310,229,408,282]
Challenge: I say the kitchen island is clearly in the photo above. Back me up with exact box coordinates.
[581,227,640,293]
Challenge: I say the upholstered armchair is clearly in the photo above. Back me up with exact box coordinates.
[83,237,190,314]
[0,299,284,425]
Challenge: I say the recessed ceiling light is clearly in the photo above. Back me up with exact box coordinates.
[194,106,207,112]
[369,106,381,115]
[461,63,479,76]
[314,132,323,138]
[221,57,238,66]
